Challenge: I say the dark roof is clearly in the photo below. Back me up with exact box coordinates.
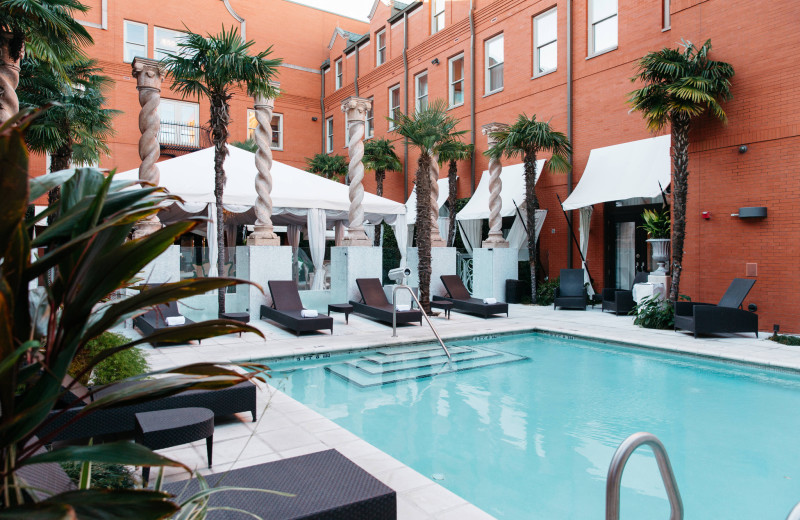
[321,58,330,69]
[387,1,421,24]
[344,32,370,55]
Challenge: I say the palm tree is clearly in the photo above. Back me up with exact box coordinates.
[0,0,92,123]
[363,137,402,245]
[390,99,465,312]
[436,139,473,246]
[629,39,734,301]
[230,138,258,153]
[487,114,571,304]
[306,153,348,182]
[162,26,281,316]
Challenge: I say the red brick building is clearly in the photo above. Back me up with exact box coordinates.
[43,0,800,331]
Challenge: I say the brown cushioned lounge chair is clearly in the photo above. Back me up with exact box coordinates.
[350,278,422,326]
[133,301,195,346]
[434,275,508,318]
[602,271,649,315]
[260,280,334,336]
[674,278,758,338]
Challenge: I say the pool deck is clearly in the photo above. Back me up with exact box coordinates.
[143,304,788,519]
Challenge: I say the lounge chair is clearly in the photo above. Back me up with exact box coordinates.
[434,275,508,318]
[260,280,334,336]
[602,271,650,315]
[350,278,422,326]
[674,278,758,338]
[133,301,195,345]
[553,269,588,310]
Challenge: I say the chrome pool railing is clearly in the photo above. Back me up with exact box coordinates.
[391,285,451,361]
[786,501,800,520]
[606,432,683,520]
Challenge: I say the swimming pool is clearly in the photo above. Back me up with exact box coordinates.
[262,333,800,519]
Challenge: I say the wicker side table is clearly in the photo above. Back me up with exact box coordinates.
[135,407,214,485]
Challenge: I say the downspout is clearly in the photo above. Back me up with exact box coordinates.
[469,0,476,194]
[565,0,574,267]
[320,65,326,153]
[354,47,360,97]
[403,10,409,200]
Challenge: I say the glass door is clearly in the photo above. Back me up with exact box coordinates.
[604,202,659,289]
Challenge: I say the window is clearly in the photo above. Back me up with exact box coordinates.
[246,110,283,150]
[326,117,334,153]
[376,29,386,65]
[485,34,504,94]
[432,0,445,34]
[415,71,428,111]
[388,85,401,129]
[589,0,617,55]
[158,99,200,146]
[663,0,670,30]
[123,20,147,63]
[448,54,464,107]
[366,98,374,138]
[533,9,557,76]
[154,27,184,61]
[335,59,343,89]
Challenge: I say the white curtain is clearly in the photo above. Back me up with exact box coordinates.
[365,223,376,243]
[334,221,345,246]
[579,206,595,296]
[287,224,301,282]
[458,219,483,254]
[437,216,449,242]
[307,209,327,290]
[207,203,218,276]
[392,213,408,268]
[507,208,548,260]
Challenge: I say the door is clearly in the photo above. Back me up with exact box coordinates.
[604,203,659,289]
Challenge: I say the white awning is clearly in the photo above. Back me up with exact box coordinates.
[456,161,545,221]
[561,135,671,211]
[405,178,449,225]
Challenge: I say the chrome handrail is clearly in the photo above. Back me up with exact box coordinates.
[606,432,683,520]
[786,501,800,520]
[391,284,451,360]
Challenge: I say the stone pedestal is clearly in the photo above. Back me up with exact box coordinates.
[247,245,293,321]
[140,245,180,284]
[648,274,672,299]
[405,247,457,298]
[330,246,382,304]
[472,247,517,300]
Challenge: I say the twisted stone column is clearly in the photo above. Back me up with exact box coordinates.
[481,122,509,248]
[0,32,20,125]
[247,84,280,246]
[429,154,446,247]
[132,58,164,238]
[341,97,373,246]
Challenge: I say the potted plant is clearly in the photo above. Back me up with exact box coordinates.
[641,208,671,274]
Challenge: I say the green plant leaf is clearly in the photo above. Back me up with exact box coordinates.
[0,502,75,519]
[42,489,179,519]
[0,340,39,378]
[22,442,191,473]
[29,169,77,201]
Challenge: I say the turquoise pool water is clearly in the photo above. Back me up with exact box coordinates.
[262,333,800,519]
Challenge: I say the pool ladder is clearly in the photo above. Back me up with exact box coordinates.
[391,284,451,361]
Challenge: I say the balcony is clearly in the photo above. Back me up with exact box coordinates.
[159,121,211,156]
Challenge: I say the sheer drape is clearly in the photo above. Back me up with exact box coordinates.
[579,206,594,296]
[307,209,327,290]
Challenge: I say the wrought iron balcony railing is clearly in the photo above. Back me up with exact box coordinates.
[159,121,211,154]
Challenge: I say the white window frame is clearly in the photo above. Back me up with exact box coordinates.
[326,117,334,153]
[123,20,147,63]
[484,34,504,95]
[366,97,374,138]
[153,26,184,61]
[448,53,464,108]
[415,71,428,112]
[335,59,343,89]
[388,85,401,130]
[663,0,671,30]
[588,0,618,56]
[533,8,558,77]
[159,99,200,147]
[432,0,445,34]
[250,111,284,150]
[376,29,386,66]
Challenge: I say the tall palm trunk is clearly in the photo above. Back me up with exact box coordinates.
[669,113,690,302]
[47,139,71,223]
[374,168,385,246]
[416,153,432,313]
[446,160,458,247]
[524,149,539,303]
[210,94,231,316]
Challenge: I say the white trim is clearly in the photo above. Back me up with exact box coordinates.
[326,116,334,153]
[432,0,445,34]
[533,8,558,77]
[153,26,184,62]
[271,113,284,151]
[76,0,107,29]
[280,63,321,74]
[588,0,618,56]
[415,70,428,112]
[484,33,504,95]
[335,59,343,89]
[663,0,671,30]
[123,20,148,63]
[222,0,246,40]
[376,28,387,66]
[366,97,374,138]
[448,53,465,108]
[388,84,401,130]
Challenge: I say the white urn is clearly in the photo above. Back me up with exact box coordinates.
[646,238,670,275]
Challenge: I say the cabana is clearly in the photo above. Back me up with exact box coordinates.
[117,147,407,289]
[405,178,450,244]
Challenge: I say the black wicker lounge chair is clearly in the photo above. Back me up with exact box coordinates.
[602,271,650,315]
[350,278,422,326]
[433,275,508,318]
[674,278,758,338]
[133,301,195,345]
[260,280,334,336]
[164,449,396,519]
[553,269,588,310]
[41,377,258,442]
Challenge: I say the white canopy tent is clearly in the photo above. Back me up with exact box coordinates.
[405,178,450,244]
[117,146,407,279]
[456,161,547,258]
[561,135,671,294]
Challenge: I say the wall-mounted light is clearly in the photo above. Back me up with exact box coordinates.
[311,117,318,121]
[739,144,748,153]
[431,58,440,65]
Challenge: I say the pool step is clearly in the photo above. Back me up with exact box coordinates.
[325,346,528,388]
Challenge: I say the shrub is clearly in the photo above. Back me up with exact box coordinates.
[769,334,800,346]
[631,295,674,329]
[61,462,136,490]
[69,332,149,386]
[536,276,560,306]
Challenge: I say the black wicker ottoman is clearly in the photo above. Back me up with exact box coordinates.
[164,449,396,519]
[135,407,214,485]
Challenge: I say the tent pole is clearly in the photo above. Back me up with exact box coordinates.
[457,220,473,252]
[556,194,594,287]
[512,198,529,238]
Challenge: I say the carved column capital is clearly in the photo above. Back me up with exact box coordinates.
[132,58,163,92]
[131,57,163,239]
[254,81,280,110]
[481,122,508,147]
[341,97,372,246]
[341,96,372,120]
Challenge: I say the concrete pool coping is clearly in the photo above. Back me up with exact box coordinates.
[142,304,794,519]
